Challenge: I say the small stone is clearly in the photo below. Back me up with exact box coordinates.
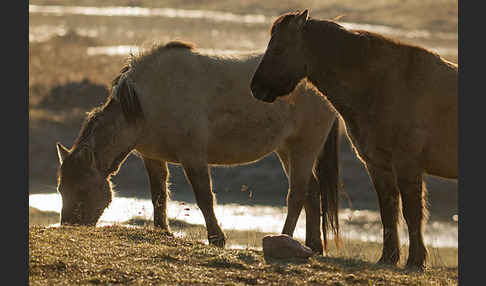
[262,234,313,259]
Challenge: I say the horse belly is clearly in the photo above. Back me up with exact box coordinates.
[423,113,458,179]
[207,113,292,165]
[206,131,288,165]
[424,135,458,179]
[135,141,182,163]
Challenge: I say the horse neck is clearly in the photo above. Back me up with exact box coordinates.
[76,100,141,177]
[303,21,379,121]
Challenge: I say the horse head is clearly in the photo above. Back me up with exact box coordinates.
[56,142,112,226]
[251,9,310,103]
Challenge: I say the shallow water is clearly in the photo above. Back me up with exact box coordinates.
[85,45,456,59]
[29,24,101,43]
[29,193,458,249]
[85,45,254,57]
[29,4,456,41]
[29,5,267,24]
[29,4,457,60]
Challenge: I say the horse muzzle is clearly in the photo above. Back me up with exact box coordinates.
[250,82,277,103]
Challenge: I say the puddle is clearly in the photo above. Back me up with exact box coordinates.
[29,193,458,248]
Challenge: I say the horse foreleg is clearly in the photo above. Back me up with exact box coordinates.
[367,164,401,265]
[182,162,225,247]
[305,177,324,254]
[397,171,428,271]
[143,157,170,232]
[393,130,429,270]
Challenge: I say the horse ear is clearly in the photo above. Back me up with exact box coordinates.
[75,146,97,170]
[56,142,70,165]
[295,9,309,28]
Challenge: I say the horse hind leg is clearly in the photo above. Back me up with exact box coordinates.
[182,161,225,247]
[367,163,401,266]
[280,149,321,251]
[143,157,171,232]
[277,150,323,254]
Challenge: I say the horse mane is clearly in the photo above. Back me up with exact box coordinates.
[115,77,144,125]
[72,104,108,149]
[72,63,144,149]
[270,11,301,35]
[273,12,440,60]
[111,63,130,88]
[103,40,198,129]
[164,40,195,50]
[351,29,438,56]
[125,40,196,73]
[137,41,195,60]
[109,62,145,125]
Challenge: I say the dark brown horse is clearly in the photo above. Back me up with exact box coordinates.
[250,10,457,270]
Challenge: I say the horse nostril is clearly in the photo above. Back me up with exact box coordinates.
[250,81,259,93]
[250,82,265,99]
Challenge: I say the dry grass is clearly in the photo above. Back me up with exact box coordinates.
[29,225,458,285]
[29,206,458,278]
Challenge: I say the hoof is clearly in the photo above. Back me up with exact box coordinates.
[154,222,171,233]
[377,255,399,266]
[406,260,426,272]
[208,236,226,248]
[306,241,324,256]
[157,229,173,236]
[161,230,174,237]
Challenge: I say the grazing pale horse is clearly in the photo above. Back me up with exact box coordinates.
[55,41,341,253]
[250,10,457,270]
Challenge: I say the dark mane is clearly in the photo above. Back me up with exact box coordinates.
[72,64,144,149]
[72,105,106,149]
[103,41,194,129]
[303,18,441,66]
[270,11,301,35]
[164,40,195,50]
[110,64,145,125]
[351,29,439,57]
[126,41,196,72]
[116,75,144,125]
[111,63,131,89]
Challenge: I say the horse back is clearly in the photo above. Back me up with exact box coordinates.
[124,47,333,164]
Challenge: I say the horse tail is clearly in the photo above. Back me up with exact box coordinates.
[112,66,144,125]
[315,118,341,251]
